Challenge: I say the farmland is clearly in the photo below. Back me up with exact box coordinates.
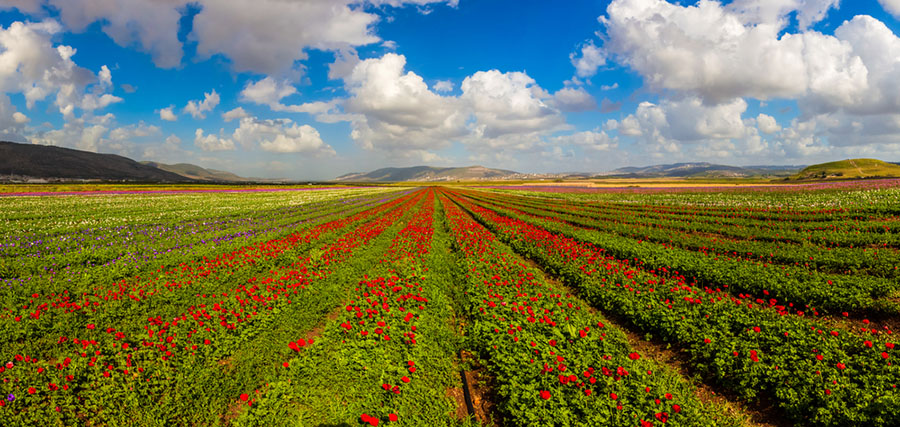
[1,183,898,426]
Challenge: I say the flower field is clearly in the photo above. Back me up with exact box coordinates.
[1,184,898,426]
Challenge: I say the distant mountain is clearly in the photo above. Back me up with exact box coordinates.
[141,161,248,182]
[0,141,191,182]
[791,159,900,180]
[604,162,801,178]
[335,165,520,182]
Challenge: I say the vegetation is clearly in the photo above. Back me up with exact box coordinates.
[1,182,898,426]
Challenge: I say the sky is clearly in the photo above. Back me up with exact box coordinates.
[1,0,900,179]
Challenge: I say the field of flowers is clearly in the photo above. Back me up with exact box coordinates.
[1,183,897,426]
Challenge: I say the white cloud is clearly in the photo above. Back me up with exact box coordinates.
[553,130,617,151]
[184,89,220,119]
[461,69,567,142]
[0,94,28,140]
[98,65,112,89]
[726,0,839,30]
[880,0,900,18]
[601,0,900,117]
[81,93,123,111]
[239,77,341,115]
[344,53,467,153]
[222,106,250,122]
[570,42,606,79]
[0,20,117,118]
[600,83,619,91]
[46,0,185,68]
[232,117,334,155]
[756,113,781,134]
[190,0,379,76]
[240,77,297,107]
[551,86,597,112]
[29,118,108,152]
[1,0,43,14]
[433,80,454,92]
[108,122,160,141]
[193,128,235,151]
[158,105,177,121]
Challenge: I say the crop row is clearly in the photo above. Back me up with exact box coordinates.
[457,189,897,314]
[0,189,424,425]
[467,190,900,276]
[446,190,899,426]
[438,191,737,426]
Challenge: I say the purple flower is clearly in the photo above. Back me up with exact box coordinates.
[7,393,14,401]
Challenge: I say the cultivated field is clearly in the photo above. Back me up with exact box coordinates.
[0,183,898,426]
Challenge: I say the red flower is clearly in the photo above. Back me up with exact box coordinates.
[239,393,249,401]
[540,390,551,400]
[389,413,398,422]
[584,389,592,396]
[672,404,681,413]
[655,412,669,423]
[400,376,410,383]
[752,326,761,333]
[883,352,890,360]
[27,387,36,394]
[609,392,618,400]
[837,363,846,370]
[750,350,759,362]
[628,352,640,360]
[282,362,289,368]
[86,324,96,330]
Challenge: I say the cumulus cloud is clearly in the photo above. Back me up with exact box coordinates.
[190,0,379,76]
[232,117,334,155]
[183,90,220,119]
[433,80,454,92]
[158,105,177,121]
[193,128,235,151]
[343,53,467,153]
[108,122,160,142]
[29,118,109,152]
[239,77,341,115]
[880,0,900,18]
[756,113,781,134]
[552,130,617,151]
[601,0,900,116]
[605,97,767,158]
[45,0,185,68]
[570,42,606,79]
[551,86,597,112]
[222,107,250,122]
[0,20,118,118]
[461,69,567,143]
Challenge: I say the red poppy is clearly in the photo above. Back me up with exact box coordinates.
[540,390,551,400]
[239,393,249,401]
[628,352,640,360]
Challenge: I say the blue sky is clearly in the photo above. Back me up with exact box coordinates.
[2,0,900,179]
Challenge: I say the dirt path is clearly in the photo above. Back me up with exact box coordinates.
[848,159,865,176]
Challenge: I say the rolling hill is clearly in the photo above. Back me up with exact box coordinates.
[141,161,248,182]
[604,162,801,178]
[335,165,520,182]
[791,159,900,180]
[0,141,192,182]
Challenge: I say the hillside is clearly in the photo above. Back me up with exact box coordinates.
[604,162,800,178]
[792,159,900,180]
[0,141,192,182]
[142,161,247,182]
[335,165,520,182]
